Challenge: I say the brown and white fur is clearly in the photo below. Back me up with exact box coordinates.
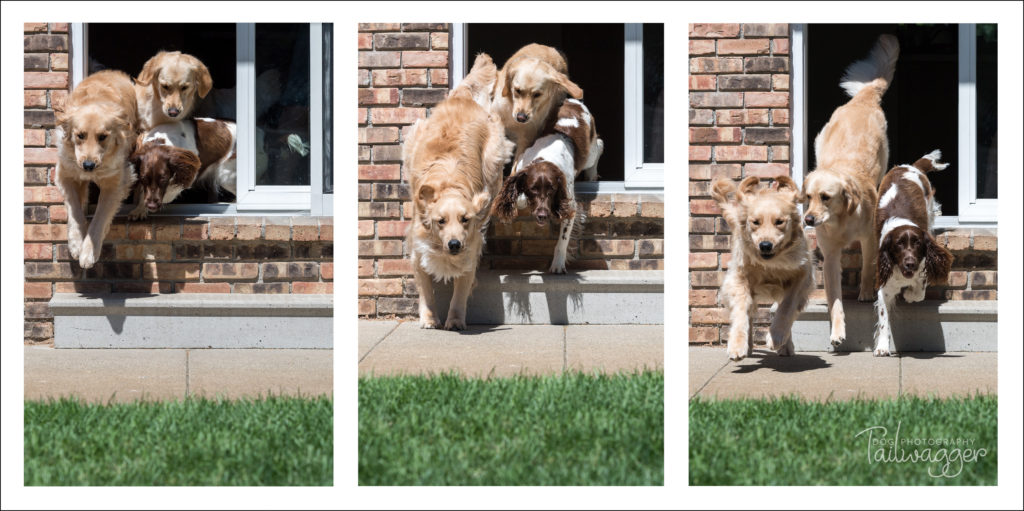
[490,43,584,165]
[134,51,213,131]
[872,151,953,356]
[404,60,515,330]
[802,34,899,350]
[128,118,237,219]
[492,98,603,273]
[55,70,139,269]
[712,176,815,362]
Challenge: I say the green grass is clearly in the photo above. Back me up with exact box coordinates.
[25,396,332,486]
[689,394,997,485]
[359,371,664,486]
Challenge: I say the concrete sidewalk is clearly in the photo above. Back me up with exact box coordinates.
[24,346,332,402]
[359,320,664,376]
[689,347,997,401]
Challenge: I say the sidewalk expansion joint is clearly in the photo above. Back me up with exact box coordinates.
[185,350,191,399]
[562,325,568,372]
[359,321,402,364]
[690,354,729,401]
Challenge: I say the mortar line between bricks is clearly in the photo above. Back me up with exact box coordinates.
[690,352,729,401]
[358,321,402,363]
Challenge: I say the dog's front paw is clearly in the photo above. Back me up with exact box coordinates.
[873,347,891,357]
[903,287,925,303]
[727,343,749,362]
[548,261,567,274]
[776,340,795,357]
[444,317,466,331]
[829,331,845,348]
[67,236,82,260]
[128,208,149,221]
[78,239,98,269]
[420,318,441,329]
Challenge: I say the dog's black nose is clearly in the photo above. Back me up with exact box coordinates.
[82,160,96,171]
[515,112,528,123]
[167,108,180,117]
[447,240,462,253]
[759,241,773,253]
[804,215,815,226]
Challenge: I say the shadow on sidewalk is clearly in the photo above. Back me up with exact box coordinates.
[730,350,832,374]
[897,352,965,360]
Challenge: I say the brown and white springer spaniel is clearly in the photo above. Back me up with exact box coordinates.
[128,118,237,219]
[492,98,603,273]
[872,150,953,356]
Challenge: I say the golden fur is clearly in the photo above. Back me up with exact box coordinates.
[803,34,899,349]
[55,70,139,269]
[712,176,814,361]
[134,51,212,131]
[405,60,515,330]
[490,43,583,164]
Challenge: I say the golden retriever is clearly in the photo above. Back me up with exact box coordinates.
[134,51,212,131]
[55,70,139,269]
[405,55,515,330]
[490,43,583,163]
[802,34,899,349]
[712,176,815,362]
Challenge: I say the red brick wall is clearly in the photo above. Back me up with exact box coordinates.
[687,23,997,346]
[358,23,665,319]
[23,24,333,345]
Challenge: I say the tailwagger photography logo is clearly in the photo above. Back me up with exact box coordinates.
[855,421,989,478]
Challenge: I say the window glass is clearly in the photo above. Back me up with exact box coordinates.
[642,23,664,164]
[254,23,311,186]
[976,24,997,199]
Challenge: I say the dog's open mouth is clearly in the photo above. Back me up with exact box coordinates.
[759,252,775,260]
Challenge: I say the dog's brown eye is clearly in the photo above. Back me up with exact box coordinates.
[820,193,830,201]
[460,216,469,224]
[181,85,189,90]
[752,220,761,226]
[97,134,107,142]
[514,88,523,95]
[533,92,541,98]
[438,218,446,225]
[775,219,784,226]
[162,84,170,91]
[76,133,85,140]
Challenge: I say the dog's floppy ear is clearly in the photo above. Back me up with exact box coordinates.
[843,175,863,215]
[501,64,515,99]
[136,52,163,88]
[492,172,527,224]
[189,56,213,98]
[128,144,146,174]
[54,102,72,140]
[876,237,894,290]
[774,175,801,204]
[551,172,574,220]
[472,190,492,220]
[710,177,737,206]
[924,234,953,286]
[415,183,436,226]
[543,61,583,99]
[167,148,202,187]
[737,176,761,201]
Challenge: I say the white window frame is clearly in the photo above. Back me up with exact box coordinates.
[71,23,331,217]
[792,23,997,229]
[452,23,664,194]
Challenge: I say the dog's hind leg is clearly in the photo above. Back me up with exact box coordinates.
[768,293,802,357]
[858,232,878,302]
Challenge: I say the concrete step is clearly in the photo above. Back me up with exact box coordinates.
[427,270,664,325]
[792,299,997,352]
[49,293,333,349]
